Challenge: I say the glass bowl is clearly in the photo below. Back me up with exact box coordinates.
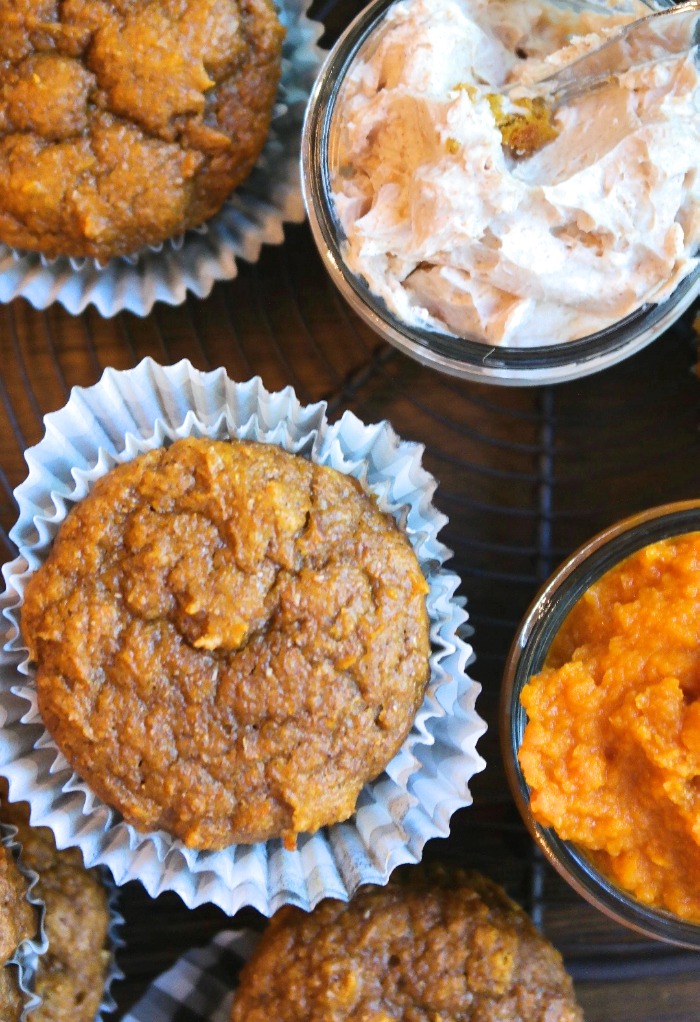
[500,500,700,948]
[301,0,699,387]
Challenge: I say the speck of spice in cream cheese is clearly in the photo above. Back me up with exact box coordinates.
[331,0,700,347]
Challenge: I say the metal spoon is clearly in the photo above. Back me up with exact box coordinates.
[496,0,699,154]
[514,0,700,111]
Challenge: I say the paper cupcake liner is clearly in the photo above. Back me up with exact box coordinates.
[1,817,123,1021]
[0,358,486,915]
[0,0,324,317]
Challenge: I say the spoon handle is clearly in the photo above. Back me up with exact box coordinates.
[523,0,700,110]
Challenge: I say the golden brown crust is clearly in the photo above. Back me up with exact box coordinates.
[21,437,431,849]
[0,0,285,259]
[0,835,35,1022]
[1,799,111,1022]
[231,868,584,1022]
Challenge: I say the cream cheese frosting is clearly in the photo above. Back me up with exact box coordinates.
[331,0,700,347]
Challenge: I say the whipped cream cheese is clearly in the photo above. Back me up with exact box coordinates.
[331,0,700,347]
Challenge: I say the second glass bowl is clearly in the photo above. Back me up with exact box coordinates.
[501,500,700,948]
[301,0,699,386]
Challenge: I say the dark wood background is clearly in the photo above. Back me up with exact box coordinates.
[1,2,700,1018]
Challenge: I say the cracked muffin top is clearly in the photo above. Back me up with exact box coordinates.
[21,437,431,850]
[230,868,584,1022]
[0,0,285,259]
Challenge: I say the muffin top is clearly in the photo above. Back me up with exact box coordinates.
[21,437,431,850]
[230,867,584,1022]
[1,799,111,1022]
[0,0,284,259]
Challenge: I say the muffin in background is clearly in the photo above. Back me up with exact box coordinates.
[230,866,583,1022]
[1,794,111,1022]
[0,836,36,1022]
[0,0,285,260]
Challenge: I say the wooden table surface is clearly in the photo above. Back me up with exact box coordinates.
[1,3,700,1019]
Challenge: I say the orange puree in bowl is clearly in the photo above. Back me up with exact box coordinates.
[519,533,700,922]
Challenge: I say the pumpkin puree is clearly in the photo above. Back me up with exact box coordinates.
[519,532,700,922]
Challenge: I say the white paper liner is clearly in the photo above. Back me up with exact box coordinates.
[0,825,123,1020]
[0,358,486,915]
[0,0,324,317]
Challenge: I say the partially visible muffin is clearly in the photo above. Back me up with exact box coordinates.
[0,841,35,968]
[21,437,431,850]
[230,868,584,1022]
[0,796,111,1022]
[0,837,36,1022]
[0,0,285,259]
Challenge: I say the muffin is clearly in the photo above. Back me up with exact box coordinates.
[20,436,432,850]
[325,0,699,347]
[0,838,36,1022]
[0,0,285,260]
[230,867,584,1022]
[0,963,26,1022]
[1,796,111,1022]
[2,361,481,913]
[0,842,35,970]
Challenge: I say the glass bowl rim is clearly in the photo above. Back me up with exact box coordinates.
[300,0,699,386]
[500,499,700,948]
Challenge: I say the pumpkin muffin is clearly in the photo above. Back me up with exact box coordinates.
[0,835,36,1022]
[1,797,111,1022]
[0,0,285,260]
[21,437,432,850]
[0,841,35,972]
[230,868,584,1022]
